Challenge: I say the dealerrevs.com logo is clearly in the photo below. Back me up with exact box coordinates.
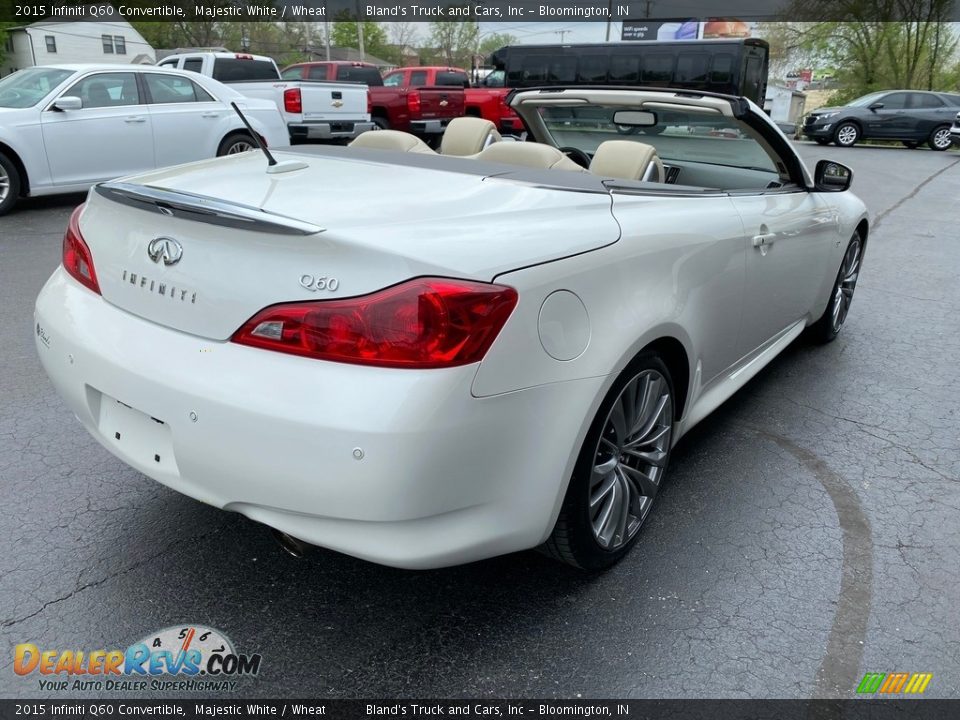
[14,625,262,692]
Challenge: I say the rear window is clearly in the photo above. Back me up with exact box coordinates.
[336,66,383,85]
[436,71,468,87]
[212,58,279,82]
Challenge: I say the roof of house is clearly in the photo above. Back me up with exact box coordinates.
[303,46,394,68]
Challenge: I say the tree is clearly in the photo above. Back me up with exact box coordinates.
[478,32,517,60]
[758,19,959,99]
[331,16,389,60]
[427,20,479,67]
[0,21,18,66]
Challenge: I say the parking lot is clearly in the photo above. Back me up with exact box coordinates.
[1,142,958,699]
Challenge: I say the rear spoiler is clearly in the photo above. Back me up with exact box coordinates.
[94,182,324,236]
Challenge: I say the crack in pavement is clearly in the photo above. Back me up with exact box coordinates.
[1,525,226,629]
[872,155,960,230]
[744,428,874,698]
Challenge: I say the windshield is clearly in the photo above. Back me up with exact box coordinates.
[537,104,777,172]
[847,92,886,107]
[0,68,74,108]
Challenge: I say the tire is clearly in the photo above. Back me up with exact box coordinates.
[833,122,860,147]
[372,116,390,130]
[0,151,21,217]
[807,232,863,344]
[217,132,256,157]
[815,138,830,146]
[544,353,675,570]
[903,140,919,149]
[928,125,951,151]
[640,125,666,135]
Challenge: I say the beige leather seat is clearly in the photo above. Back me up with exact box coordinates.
[349,129,435,154]
[589,140,665,182]
[475,142,586,172]
[440,116,501,156]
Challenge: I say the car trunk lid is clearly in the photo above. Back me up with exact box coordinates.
[80,150,618,341]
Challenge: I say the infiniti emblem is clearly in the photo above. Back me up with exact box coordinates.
[147,237,183,266]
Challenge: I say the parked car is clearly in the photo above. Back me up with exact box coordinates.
[0,64,287,216]
[380,65,524,135]
[34,87,867,571]
[158,51,373,142]
[281,61,465,138]
[950,110,960,148]
[803,89,960,149]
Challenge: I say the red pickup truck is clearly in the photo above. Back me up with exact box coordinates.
[382,66,523,135]
[282,62,464,137]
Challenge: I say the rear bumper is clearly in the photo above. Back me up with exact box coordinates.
[409,118,454,134]
[35,269,604,568]
[288,121,375,140]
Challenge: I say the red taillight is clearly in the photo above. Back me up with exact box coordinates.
[284,87,302,114]
[407,90,421,114]
[62,204,100,295]
[231,277,518,369]
[367,89,372,115]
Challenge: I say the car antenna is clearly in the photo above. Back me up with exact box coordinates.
[229,102,308,174]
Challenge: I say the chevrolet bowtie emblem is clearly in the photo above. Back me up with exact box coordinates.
[331,100,343,108]
[439,100,448,107]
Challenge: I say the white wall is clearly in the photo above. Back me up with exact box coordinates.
[2,31,37,76]
[1,20,155,76]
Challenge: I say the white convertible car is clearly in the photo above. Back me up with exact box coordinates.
[0,64,288,215]
[35,88,868,570]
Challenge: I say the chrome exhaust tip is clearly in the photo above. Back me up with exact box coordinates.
[271,529,309,559]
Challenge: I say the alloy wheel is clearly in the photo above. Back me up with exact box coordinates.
[589,369,673,550]
[0,164,9,204]
[831,238,861,333]
[836,124,858,146]
[931,127,952,150]
[226,140,255,154]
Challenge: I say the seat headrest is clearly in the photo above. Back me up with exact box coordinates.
[476,142,586,172]
[441,116,501,156]
[349,129,435,154]
[589,140,664,182]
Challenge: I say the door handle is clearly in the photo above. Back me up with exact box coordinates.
[752,232,776,248]
[124,116,146,123]
[201,112,220,118]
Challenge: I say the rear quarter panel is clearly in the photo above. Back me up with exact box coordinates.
[474,193,749,401]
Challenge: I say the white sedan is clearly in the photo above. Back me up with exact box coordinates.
[0,64,287,215]
[34,88,868,570]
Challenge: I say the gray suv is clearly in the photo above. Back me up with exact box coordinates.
[803,90,960,150]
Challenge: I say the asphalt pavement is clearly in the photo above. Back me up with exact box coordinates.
[1,143,958,699]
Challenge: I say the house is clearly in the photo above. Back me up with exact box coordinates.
[1,19,155,77]
[300,45,396,71]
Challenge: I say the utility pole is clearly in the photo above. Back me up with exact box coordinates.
[556,30,571,43]
[355,0,365,61]
[324,2,331,60]
[605,0,612,41]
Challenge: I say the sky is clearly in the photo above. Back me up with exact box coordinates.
[477,21,622,44]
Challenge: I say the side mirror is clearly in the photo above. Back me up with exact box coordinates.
[814,159,853,192]
[868,102,884,111]
[52,96,82,111]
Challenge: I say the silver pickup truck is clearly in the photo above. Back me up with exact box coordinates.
[158,52,374,141]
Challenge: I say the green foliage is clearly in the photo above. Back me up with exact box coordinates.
[331,16,390,60]
[426,20,479,68]
[478,32,517,59]
[766,18,959,95]
[0,21,16,65]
